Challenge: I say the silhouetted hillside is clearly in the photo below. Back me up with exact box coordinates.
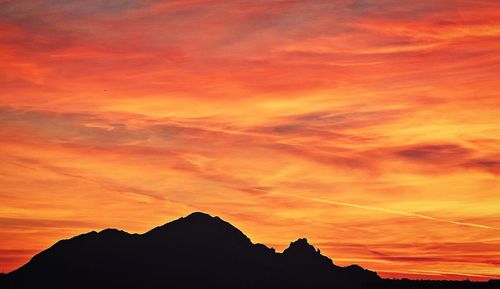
[0,212,496,289]
[375,278,499,289]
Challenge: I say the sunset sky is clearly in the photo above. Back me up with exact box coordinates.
[1,0,500,281]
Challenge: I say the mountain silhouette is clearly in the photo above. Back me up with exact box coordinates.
[0,212,497,289]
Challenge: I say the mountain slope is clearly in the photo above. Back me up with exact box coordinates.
[2,212,379,289]
[3,212,498,288]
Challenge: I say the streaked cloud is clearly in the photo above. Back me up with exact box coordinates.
[0,0,499,280]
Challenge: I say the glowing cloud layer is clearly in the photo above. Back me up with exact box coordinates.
[0,0,499,280]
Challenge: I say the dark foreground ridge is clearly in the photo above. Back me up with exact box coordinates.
[0,212,497,289]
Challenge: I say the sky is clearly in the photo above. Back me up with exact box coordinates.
[0,0,499,281]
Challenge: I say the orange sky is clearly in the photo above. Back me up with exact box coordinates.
[1,0,499,281]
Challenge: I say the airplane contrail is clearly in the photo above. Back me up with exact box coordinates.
[274,192,499,231]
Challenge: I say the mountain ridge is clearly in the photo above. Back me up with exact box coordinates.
[1,212,497,289]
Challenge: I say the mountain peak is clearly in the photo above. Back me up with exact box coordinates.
[1,212,384,289]
[282,238,335,268]
[183,211,220,222]
[98,228,128,236]
[185,211,213,218]
[283,238,319,255]
[144,212,251,246]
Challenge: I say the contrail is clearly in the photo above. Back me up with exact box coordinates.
[274,192,499,231]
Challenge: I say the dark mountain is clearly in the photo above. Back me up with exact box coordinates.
[376,278,500,289]
[0,212,496,289]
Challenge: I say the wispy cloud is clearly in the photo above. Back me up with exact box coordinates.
[0,0,499,280]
